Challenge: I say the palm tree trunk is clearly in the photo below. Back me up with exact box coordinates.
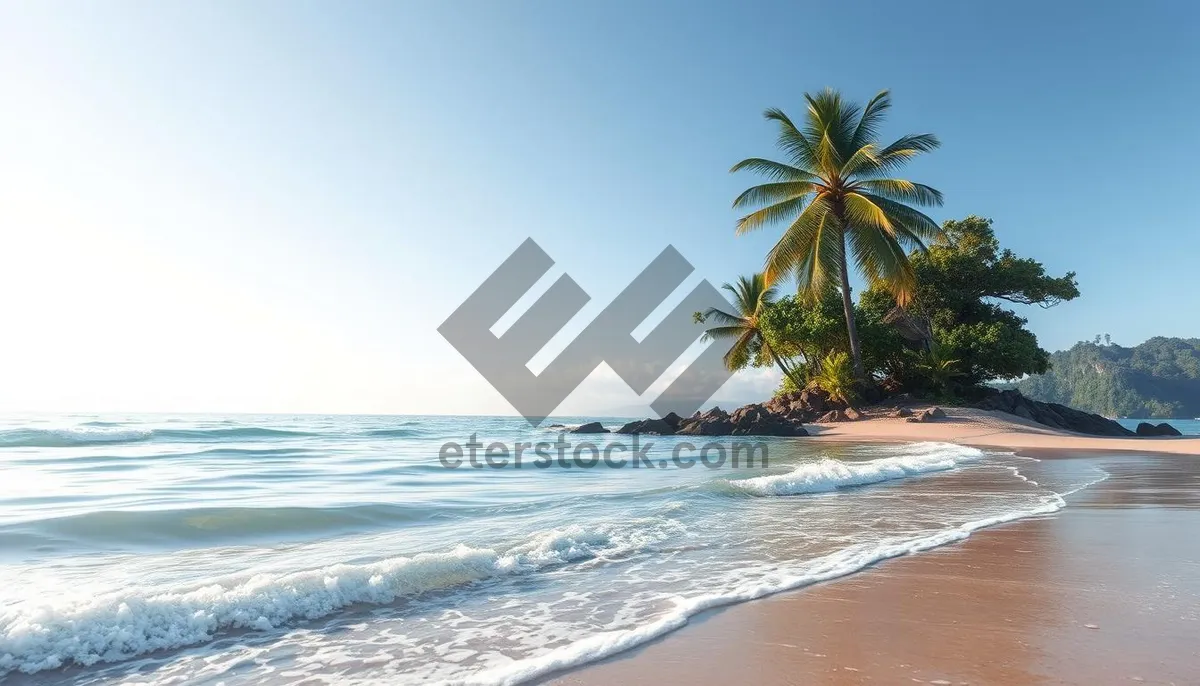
[837,227,867,380]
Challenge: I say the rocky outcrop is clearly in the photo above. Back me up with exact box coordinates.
[727,403,809,436]
[570,422,610,434]
[1136,422,1183,437]
[618,400,811,438]
[974,389,1134,437]
[676,407,735,436]
[615,412,684,435]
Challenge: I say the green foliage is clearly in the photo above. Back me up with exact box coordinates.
[1018,337,1200,418]
[864,216,1080,386]
[696,273,806,388]
[914,342,964,393]
[731,88,942,378]
[759,288,907,386]
[813,351,857,405]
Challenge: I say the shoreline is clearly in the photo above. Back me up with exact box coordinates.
[547,412,1199,685]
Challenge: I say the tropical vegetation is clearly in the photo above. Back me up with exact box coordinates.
[699,89,1087,409]
[695,274,805,389]
[730,88,943,379]
[1018,337,1200,418]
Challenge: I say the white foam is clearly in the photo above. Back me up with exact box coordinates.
[0,523,673,675]
[464,492,1066,686]
[729,442,984,496]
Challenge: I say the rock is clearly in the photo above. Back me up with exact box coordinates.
[800,389,827,413]
[1136,422,1183,437]
[727,403,808,436]
[889,407,914,418]
[615,418,675,435]
[817,410,847,423]
[661,412,685,431]
[570,422,609,434]
[973,389,1134,437]
[906,407,945,423]
[546,424,566,429]
[843,407,862,421]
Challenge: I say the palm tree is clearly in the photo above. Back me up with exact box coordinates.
[696,273,804,388]
[731,88,943,380]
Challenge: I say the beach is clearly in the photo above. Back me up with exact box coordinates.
[1,410,1197,684]
[553,411,1200,686]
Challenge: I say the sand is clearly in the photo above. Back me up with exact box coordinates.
[806,405,1200,456]
[549,411,1200,685]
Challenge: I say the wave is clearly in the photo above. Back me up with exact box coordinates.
[0,521,680,675]
[728,442,984,496]
[153,427,317,440]
[358,428,421,438]
[0,427,152,448]
[2,504,426,548]
[465,493,1068,686]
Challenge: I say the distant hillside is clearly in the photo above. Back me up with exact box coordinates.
[1017,337,1200,419]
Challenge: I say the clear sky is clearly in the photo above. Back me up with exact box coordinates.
[1,1,1197,415]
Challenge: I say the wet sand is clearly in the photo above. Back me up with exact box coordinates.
[551,452,1200,685]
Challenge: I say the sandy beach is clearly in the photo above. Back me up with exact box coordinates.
[551,410,1200,685]
[804,405,1200,455]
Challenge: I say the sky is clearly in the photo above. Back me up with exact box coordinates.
[1,1,1197,415]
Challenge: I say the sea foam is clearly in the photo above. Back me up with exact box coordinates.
[729,442,984,496]
[0,522,676,675]
[465,492,1065,686]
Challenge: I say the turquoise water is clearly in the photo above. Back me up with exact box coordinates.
[1117,418,1200,435]
[0,413,1108,684]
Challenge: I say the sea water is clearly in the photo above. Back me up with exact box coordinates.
[0,413,1109,685]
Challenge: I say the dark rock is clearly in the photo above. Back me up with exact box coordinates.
[843,407,863,421]
[570,422,609,434]
[974,390,1134,437]
[1136,422,1183,437]
[661,412,684,431]
[615,418,675,435]
[817,410,847,423]
[546,423,566,429]
[889,407,914,418]
[906,407,946,423]
[800,389,827,413]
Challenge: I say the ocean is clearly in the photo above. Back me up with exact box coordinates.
[0,412,1137,684]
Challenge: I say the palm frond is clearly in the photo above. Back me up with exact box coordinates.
[722,329,757,371]
[856,192,942,244]
[699,307,745,329]
[853,179,943,207]
[763,108,819,169]
[729,157,816,181]
[731,181,817,209]
[858,133,940,176]
[734,194,811,236]
[700,324,749,343]
[849,90,891,151]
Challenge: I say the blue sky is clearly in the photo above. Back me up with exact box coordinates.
[1,1,1197,414]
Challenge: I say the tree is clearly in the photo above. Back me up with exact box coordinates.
[866,216,1080,385]
[731,88,943,380]
[695,273,805,388]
